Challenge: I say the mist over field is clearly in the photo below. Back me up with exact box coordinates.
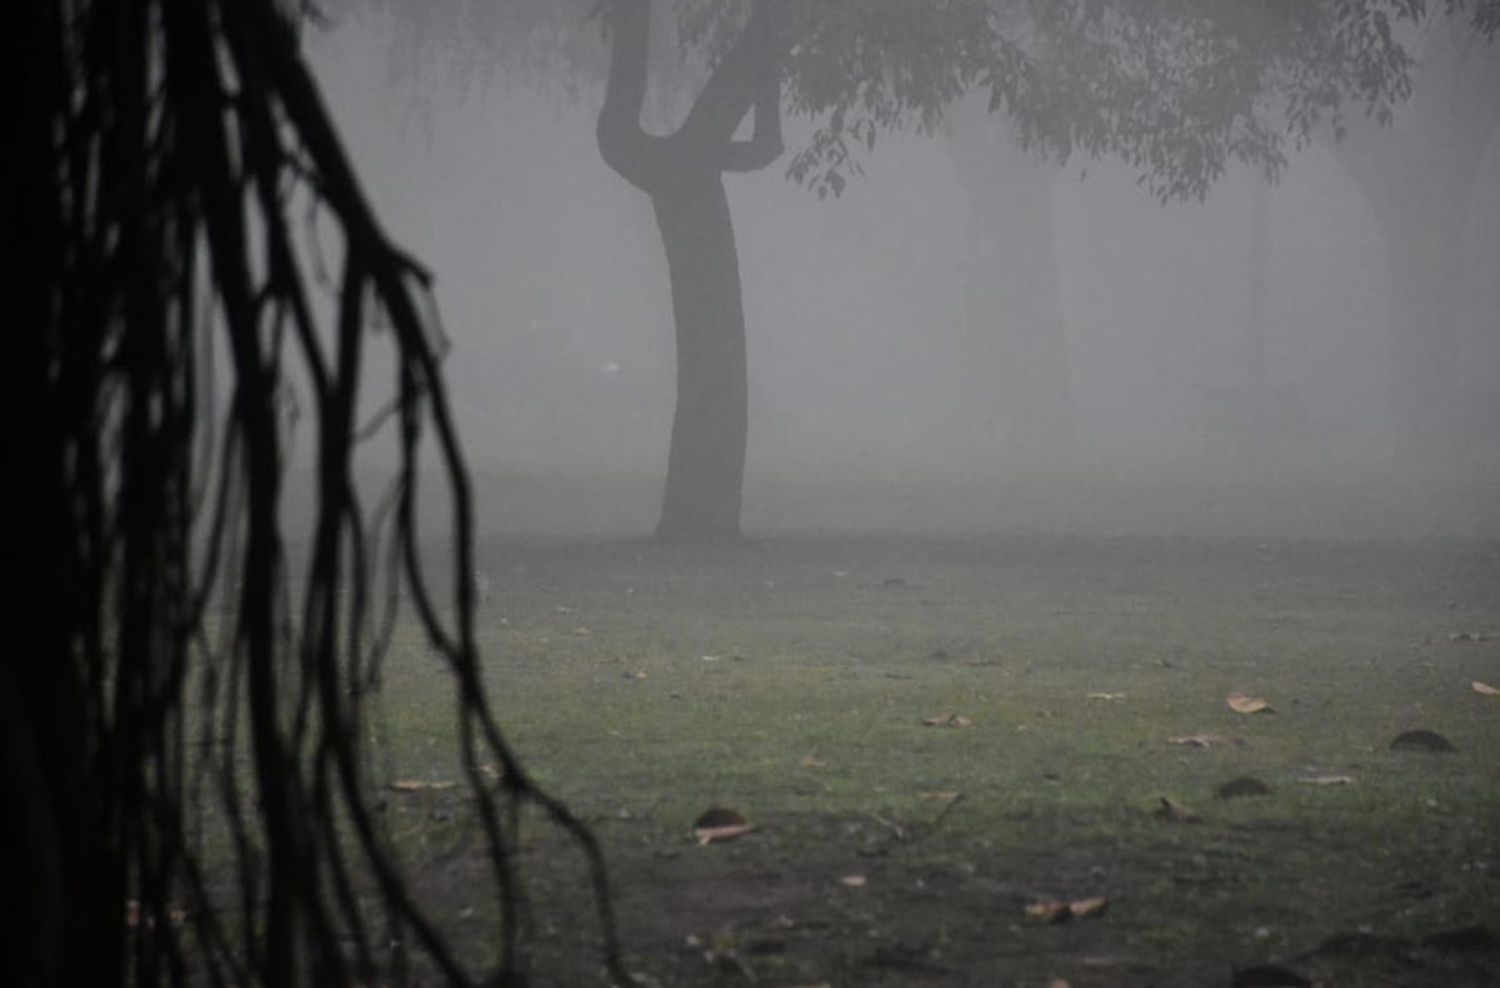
[303,15,1500,543]
[15,3,1500,986]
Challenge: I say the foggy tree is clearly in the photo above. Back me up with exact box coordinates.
[2,0,626,985]
[1328,16,1500,450]
[941,95,1077,466]
[596,1,787,540]
[337,0,1495,542]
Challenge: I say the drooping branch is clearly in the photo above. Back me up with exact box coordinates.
[11,0,636,984]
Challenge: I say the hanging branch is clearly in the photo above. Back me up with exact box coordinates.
[8,0,634,984]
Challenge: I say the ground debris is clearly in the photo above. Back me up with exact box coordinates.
[1389,728,1456,753]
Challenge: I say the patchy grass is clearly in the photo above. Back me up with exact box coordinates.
[376,535,1500,986]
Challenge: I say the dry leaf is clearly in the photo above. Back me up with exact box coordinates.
[1156,796,1202,823]
[693,807,755,845]
[1086,692,1126,700]
[695,823,754,846]
[1045,980,1073,988]
[1472,681,1500,696]
[1297,774,1355,786]
[921,712,973,728]
[388,779,457,792]
[1025,900,1073,923]
[799,754,829,769]
[1226,692,1274,714]
[1167,733,1234,748]
[839,874,867,888]
[1025,897,1107,923]
[919,790,961,802]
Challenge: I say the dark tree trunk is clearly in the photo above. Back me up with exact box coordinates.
[653,176,749,539]
[597,0,783,542]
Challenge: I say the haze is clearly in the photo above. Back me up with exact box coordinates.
[306,15,1500,541]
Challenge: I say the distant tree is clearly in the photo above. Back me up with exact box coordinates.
[335,0,1497,541]
[940,95,1078,466]
[2,1,625,985]
[1328,14,1500,450]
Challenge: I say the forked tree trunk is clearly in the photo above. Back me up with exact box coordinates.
[597,0,783,542]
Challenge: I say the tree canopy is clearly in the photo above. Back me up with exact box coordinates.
[349,0,1499,201]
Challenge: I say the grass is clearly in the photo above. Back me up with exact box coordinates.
[371,534,1500,986]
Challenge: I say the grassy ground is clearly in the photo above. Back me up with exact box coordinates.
[374,535,1500,987]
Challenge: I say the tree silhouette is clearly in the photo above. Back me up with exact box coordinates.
[346,0,1497,542]
[2,1,625,984]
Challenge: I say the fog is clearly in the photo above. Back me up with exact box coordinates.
[305,17,1500,540]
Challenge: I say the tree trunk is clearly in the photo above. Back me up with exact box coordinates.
[597,0,783,542]
[653,175,749,540]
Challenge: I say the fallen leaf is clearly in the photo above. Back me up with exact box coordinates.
[1216,776,1272,799]
[693,807,755,845]
[624,670,647,680]
[1226,692,1274,714]
[1045,980,1072,988]
[1155,796,1202,823]
[1389,729,1456,753]
[839,874,867,888]
[1297,774,1355,786]
[921,712,973,728]
[388,779,457,792]
[1087,691,1126,700]
[1472,681,1500,696]
[799,755,829,769]
[1025,900,1074,924]
[1167,733,1235,748]
[1025,897,1107,923]
[694,824,754,845]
